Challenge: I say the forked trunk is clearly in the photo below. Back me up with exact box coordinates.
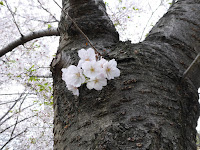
[51,0,200,149]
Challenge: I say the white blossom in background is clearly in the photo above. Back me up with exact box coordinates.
[104,0,170,42]
[62,48,120,96]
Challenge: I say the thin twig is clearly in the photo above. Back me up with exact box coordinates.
[0,91,28,126]
[10,94,27,138]
[0,103,36,126]
[0,115,36,134]
[182,53,200,79]
[17,13,58,23]
[29,75,52,78]
[4,0,24,37]
[170,0,176,8]
[0,93,36,97]
[37,0,59,22]
[0,91,25,122]
[139,1,163,42]
[0,129,27,150]
[0,99,20,105]
[53,0,101,56]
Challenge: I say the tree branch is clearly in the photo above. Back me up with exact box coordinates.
[0,115,36,134]
[0,28,60,57]
[4,0,24,37]
[0,103,36,126]
[0,92,24,123]
[0,129,27,150]
[0,93,36,97]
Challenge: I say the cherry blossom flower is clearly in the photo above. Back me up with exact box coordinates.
[87,74,107,90]
[82,60,103,79]
[62,65,85,87]
[61,48,121,96]
[103,59,120,80]
[67,84,79,96]
[78,48,96,67]
[98,58,108,68]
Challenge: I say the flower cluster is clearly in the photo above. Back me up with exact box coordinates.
[61,48,120,96]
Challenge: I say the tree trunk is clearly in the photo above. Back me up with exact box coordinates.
[51,0,200,149]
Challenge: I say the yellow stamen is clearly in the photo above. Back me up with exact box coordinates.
[90,67,95,72]
[76,72,80,77]
[85,58,90,61]
[94,79,99,83]
[106,68,111,72]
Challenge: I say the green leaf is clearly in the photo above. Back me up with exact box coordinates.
[44,102,49,105]
[35,44,40,48]
[37,84,45,92]
[32,109,39,112]
[28,76,39,82]
[9,60,16,63]
[16,75,21,78]
[26,65,36,73]
[47,24,52,29]
[122,7,126,10]
[0,1,4,5]
[44,101,53,106]
[39,89,44,92]
[50,101,53,105]
[49,86,52,91]
[133,7,139,11]
[114,21,120,26]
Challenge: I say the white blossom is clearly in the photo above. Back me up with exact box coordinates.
[87,74,107,90]
[78,48,96,67]
[98,58,108,68]
[61,48,120,96]
[67,84,79,96]
[62,65,85,87]
[82,60,103,79]
[103,59,120,80]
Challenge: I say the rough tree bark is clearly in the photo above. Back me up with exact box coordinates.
[51,0,200,149]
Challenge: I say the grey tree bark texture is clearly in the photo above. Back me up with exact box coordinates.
[51,0,200,149]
